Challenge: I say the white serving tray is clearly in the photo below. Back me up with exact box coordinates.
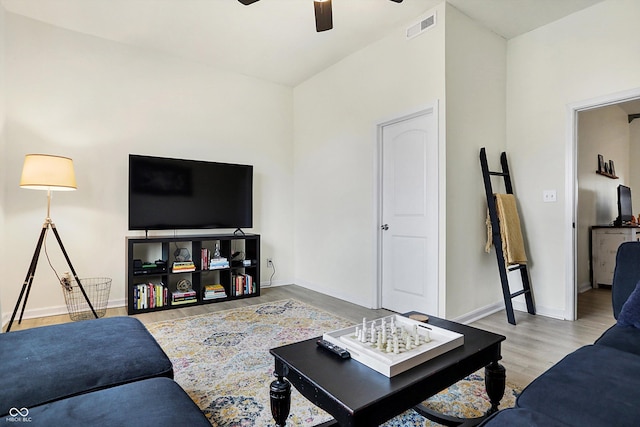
[323,314,464,377]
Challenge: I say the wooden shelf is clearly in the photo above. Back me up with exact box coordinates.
[596,170,618,179]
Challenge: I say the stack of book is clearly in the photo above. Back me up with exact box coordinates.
[171,289,197,305]
[203,284,227,300]
[230,274,255,297]
[209,257,229,270]
[172,261,196,273]
[134,282,168,310]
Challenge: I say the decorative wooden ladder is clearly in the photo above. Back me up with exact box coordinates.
[480,147,536,325]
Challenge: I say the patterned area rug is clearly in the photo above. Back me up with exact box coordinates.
[145,299,519,426]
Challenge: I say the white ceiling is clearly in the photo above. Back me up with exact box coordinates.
[1,0,604,87]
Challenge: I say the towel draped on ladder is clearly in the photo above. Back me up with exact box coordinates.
[485,193,527,265]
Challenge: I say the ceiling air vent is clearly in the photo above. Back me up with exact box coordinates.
[406,13,436,40]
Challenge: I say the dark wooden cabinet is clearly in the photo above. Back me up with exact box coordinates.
[126,234,260,314]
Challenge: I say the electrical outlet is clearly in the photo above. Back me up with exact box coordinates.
[267,258,273,268]
[543,190,557,203]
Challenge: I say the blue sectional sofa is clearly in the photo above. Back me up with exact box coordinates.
[482,241,640,427]
[0,316,210,426]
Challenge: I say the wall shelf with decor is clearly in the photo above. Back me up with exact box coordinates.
[597,154,618,179]
[126,234,260,315]
[596,170,618,179]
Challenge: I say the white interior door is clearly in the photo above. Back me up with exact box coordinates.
[380,109,438,314]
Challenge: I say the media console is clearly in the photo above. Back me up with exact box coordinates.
[126,234,260,315]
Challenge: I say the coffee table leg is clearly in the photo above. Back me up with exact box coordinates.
[484,361,506,415]
[270,370,291,427]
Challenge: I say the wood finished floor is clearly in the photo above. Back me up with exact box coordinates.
[2,284,614,389]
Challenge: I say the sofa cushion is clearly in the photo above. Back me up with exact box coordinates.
[517,345,640,427]
[611,242,640,318]
[13,378,210,427]
[617,281,640,328]
[480,407,571,426]
[595,324,640,356]
[0,317,173,416]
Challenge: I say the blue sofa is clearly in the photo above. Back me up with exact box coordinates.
[482,241,640,427]
[0,316,210,426]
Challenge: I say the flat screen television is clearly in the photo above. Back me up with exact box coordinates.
[128,155,253,231]
[615,184,633,226]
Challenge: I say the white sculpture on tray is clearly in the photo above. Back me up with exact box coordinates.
[323,314,465,377]
[351,317,431,355]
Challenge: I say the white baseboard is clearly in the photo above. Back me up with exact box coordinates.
[578,281,593,293]
[512,299,567,320]
[293,279,374,308]
[259,278,291,288]
[1,298,126,329]
[453,299,570,324]
[289,282,570,324]
[2,284,572,330]
[451,301,505,324]
[1,279,299,327]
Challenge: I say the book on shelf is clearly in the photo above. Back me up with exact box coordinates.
[171,297,198,304]
[209,257,229,270]
[203,283,227,300]
[171,298,198,306]
[173,261,195,267]
[134,282,168,310]
[201,248,210,271]
[203,293,227,300]
[171,286,197,304]
[172,261,196,273]
[204,283,225,291]
[230,274,255,297]
[172,290,197,298]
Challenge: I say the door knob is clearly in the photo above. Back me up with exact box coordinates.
[381,224,389,230]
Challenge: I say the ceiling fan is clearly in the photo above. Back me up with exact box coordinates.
[238,0,404,32]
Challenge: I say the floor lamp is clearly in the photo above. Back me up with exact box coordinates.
[6,154,97,332]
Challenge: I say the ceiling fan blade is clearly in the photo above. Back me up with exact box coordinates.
[314,0,333,32]
[238,0,260,5]
[389,0,404,3]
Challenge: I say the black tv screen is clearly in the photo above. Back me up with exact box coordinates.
[616,184,633,226]
[128,155,253,231]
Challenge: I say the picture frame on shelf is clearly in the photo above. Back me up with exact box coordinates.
[598,154,605,173]
[609,160,616,177]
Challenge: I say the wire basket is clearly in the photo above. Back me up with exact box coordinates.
[61,277,112,321]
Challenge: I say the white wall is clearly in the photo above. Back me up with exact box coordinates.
[292,3,507,319]
[0,4,6,323]
[444,4,507,319]
[293,3,446,309]
[2,13,294,323]
[576,105,631,290]
[506,0,640,318]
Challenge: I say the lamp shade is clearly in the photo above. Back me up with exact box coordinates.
[20,154,77,191]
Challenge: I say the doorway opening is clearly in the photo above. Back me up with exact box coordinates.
[569,89,640,320]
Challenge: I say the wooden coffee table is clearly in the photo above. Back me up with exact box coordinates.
[269,313,506,427]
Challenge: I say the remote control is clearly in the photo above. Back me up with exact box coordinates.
[316,339,351,359]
